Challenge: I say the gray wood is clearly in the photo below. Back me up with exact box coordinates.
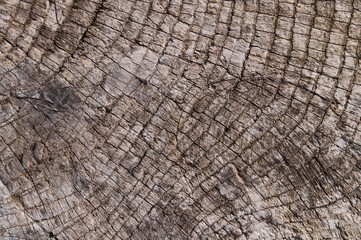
[0,0,360,239]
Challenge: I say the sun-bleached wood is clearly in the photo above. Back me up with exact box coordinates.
[0,0,360,239]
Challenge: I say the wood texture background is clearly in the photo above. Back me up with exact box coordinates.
[0,0,360,239]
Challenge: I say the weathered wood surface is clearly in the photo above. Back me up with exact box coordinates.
[0,0,360,239]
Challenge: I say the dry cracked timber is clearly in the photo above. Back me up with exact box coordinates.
[0,0,360,239]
